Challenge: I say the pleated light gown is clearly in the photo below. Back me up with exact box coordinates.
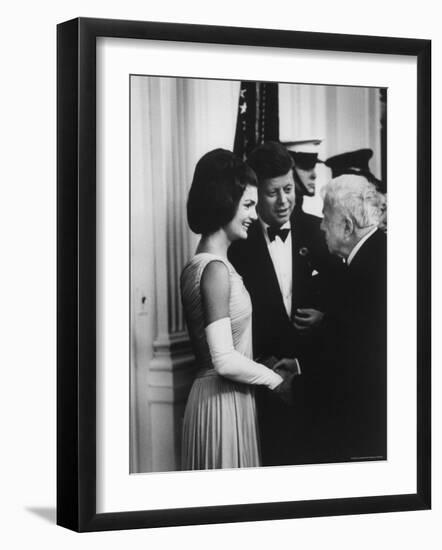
[180,253,261,470]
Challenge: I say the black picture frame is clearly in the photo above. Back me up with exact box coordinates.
[57,17,431,532]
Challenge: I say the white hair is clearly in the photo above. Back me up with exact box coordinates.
[321,174,384,228]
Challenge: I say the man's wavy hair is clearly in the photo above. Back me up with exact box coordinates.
[247,141,294,182]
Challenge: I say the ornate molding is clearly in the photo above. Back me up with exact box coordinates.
[148,331,197,403]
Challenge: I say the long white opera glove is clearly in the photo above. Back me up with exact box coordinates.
[205,318,283,390]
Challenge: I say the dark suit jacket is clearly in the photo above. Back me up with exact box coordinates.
[228,209,343,465]
[302,229,387,463]
[335,229,387,459]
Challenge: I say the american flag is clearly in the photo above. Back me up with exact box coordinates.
[233,81,279,160]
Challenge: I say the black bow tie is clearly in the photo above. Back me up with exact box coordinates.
[267,226,290,242]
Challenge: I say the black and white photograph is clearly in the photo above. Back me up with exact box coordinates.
[55,14,430,534]
[129,76,388,473]
[1,0,437,545]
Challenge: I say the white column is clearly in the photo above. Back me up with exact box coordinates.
[146,77,196,472]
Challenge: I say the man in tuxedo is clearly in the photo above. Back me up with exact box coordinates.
[228,141,337,465]
[316,174,387,462]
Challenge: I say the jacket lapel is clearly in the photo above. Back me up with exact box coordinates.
[291,216,313,310]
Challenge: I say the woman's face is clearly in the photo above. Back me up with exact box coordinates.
[224,185,258,241]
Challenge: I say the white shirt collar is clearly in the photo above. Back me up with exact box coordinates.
[347,226,378,265]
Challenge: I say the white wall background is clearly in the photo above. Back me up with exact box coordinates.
[0,0,439,548]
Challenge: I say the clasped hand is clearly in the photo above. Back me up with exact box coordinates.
[273,357,301,377]
[271,357,301,407]
[293,308,324,331]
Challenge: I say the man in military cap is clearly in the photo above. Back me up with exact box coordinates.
[282,139,329,256]
[325,148,387,231]
[325,148,385,191]
[283,138,323,214]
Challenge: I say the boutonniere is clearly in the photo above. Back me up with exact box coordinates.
[298,246,316,275]
[298,246,309,257]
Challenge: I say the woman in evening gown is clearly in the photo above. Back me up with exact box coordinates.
[180,149,289,470]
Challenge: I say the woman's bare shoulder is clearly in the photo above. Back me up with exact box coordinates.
[200,259,230,324]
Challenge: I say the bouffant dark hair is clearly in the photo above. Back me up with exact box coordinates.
[187,149,257,235]
[247,141,294,182]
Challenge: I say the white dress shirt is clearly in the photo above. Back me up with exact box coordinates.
[260,219,293,317]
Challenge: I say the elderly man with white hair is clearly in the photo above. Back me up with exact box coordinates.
[305,174,387,463]
[320,174,385,261]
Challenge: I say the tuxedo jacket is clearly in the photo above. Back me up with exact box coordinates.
[228,208,342,362]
